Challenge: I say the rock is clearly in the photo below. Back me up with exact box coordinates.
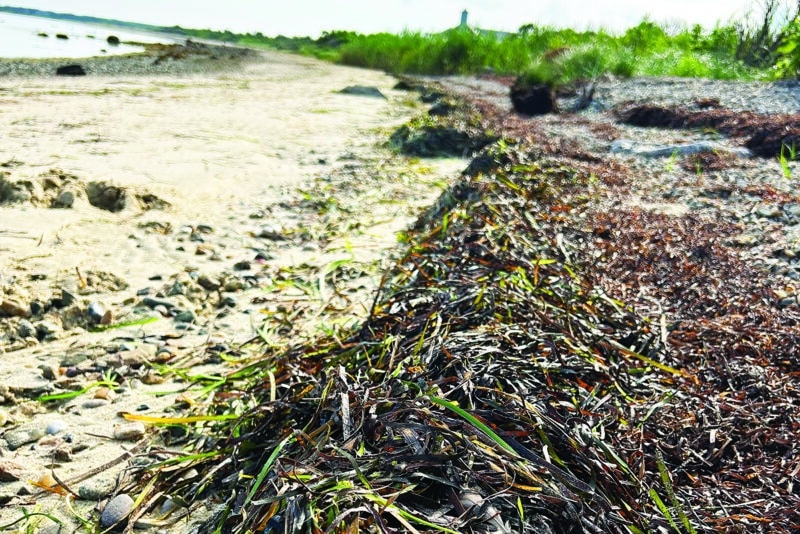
[338,85,387,99]
[755,204,782,219]
[233,260,251,271]
[3,426,45,450]
[87,302,106,323]
[197,274,222,291]
[100,494,135,528]
[17,319,36,338]
[86,181,127,212]
[53,189,76,208]
[106,35,120,45]
[56,64,86,76]
[173,309,197,323]
[258,226,288,240]
[142,296,176,310]
[55,33,69,40]
[59,288,77,307]
[1,299,30,318]
[113,422,146,441]
[510,82,558,116]
[36,320,62,341]
[46,420,69,435]
[0,459,25,482]
[79,478,116,500]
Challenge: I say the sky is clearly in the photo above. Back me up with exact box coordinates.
[10,1,766,37]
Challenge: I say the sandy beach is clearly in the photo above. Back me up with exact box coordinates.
[0,49,458,530]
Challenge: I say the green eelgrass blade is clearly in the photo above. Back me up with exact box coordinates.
[429,395,517,456]
[89,315,159,332]
[244,433,295,508]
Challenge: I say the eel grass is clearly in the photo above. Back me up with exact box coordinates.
[118,90,800,533]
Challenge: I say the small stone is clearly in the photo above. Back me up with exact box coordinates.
[196,224,213,234]
[113,422,146,441]
[59,289,77,307]
[46,420,69,435]
[87,302,105,323]
[54,189,76,208]
[29,300,45,316]
[197,275,221,291]
[784,203,800,218]
[221,296,236,308]
[142,296,176,310]
[0,459,25,482]
[1,299,30,318]
[173,309,197,323]
[258,226,288,240]
[233,260,251,271]
[3,426,45,450]
[79,478,116,500]
[94,387,116,401]
[82,399,111,409]
[755,204,782,219]
[36,320,62,341]
[17,319,36,338]
[100,493,135,528]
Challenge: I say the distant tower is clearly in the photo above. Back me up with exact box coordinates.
[460,9,468,27]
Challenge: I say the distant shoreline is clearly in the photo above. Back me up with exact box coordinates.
[0,40,261,76]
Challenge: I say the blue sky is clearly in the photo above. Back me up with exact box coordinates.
[12,1,763,36]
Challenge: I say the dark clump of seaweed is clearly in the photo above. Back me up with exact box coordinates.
[120,89,800,534]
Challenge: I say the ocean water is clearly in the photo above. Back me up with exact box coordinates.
[0,12,177,59]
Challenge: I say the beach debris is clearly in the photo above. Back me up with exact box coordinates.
[615,102,800,158]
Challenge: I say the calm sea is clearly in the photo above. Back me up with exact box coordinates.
[0,12,178,59]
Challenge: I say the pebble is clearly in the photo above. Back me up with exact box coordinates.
[0,459,25,482]
[100,493,135,528]
[142,296,176,310]
[113,421,146,441]
[87,302,106,323]
[54,189,76,208]
[197,274,222,291]
[82,399,111,409]
[173,309,197,323]
[1,298,30,318]
[17,319,36,338]
[233,260,251,271]
[46,419,69,435]
[3,426,45,450]
[79,478,116,500]
[59,288,77,307]
[36,320,62,341]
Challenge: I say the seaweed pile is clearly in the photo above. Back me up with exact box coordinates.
[122,92,800,533]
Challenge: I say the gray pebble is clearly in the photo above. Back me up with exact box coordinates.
[59,288,77,307]
[100,493,135,528]
[81,398,111,409]
[3,426,45,450]
[17,319,36,338]
[46,419,69,435]
[113,422,146,441]
[54,189,75,208]
[79,478,116,500]
[142,296,176,310]
[173,309,197,323]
